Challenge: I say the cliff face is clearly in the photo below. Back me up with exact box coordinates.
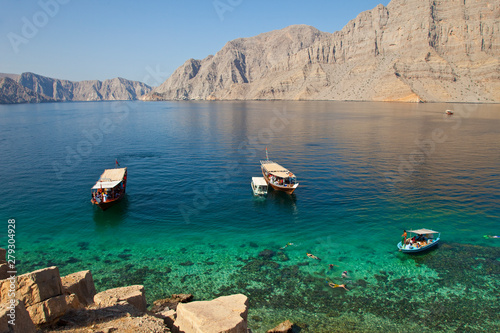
[0,73,152,104]
[0,77,54,104]
[17,73,152,102]
[147,0,500,102]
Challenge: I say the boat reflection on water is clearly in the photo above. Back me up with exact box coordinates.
[266,189,298,215]
[93,196,129,229]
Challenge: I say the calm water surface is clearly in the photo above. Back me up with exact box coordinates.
[0,101,499,332]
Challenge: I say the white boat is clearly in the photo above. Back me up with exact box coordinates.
[398,228,440,253]
[251,177,268,196]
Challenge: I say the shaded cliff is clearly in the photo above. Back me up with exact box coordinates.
[17,72,152,101]
[146,0,500,102]
[0,77,54,104]
[0,73,152,104]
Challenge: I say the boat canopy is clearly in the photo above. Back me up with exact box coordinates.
[98,168,127,182]
[261,161,294,179]
[252,177,267,186]
[92,180,122,190]
[408,228,439,235]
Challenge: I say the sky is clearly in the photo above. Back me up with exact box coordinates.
[0,0,390,86]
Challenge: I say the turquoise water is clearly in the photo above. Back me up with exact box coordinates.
[1,101,499,332]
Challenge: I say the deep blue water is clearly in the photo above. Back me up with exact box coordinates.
[1,101,499,332]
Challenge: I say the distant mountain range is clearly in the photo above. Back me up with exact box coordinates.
[143,0,499,103]
[3,0,498,105]
[0,72,152,104]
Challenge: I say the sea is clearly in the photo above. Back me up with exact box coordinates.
[0,101,499,332]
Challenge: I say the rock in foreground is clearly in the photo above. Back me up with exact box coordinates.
[94,285,147,313]
[173,294,248,333]
[61,270,97,306]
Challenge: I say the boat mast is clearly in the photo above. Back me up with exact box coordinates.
[266,147,269,161]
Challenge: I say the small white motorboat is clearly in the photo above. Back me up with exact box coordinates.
[251,177,268,196]
[398,228,440,253]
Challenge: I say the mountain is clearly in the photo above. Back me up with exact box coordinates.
[145,0,500,103]
[0,77,54,104]
[0,72,152,104]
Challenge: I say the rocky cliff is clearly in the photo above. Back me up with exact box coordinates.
[146,0,500,102]
[0,77,54,104]
[0,72,152,104]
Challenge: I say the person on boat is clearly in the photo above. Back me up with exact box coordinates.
[307,253,321,261]
[328,282,348,291]
[400,230,407,251]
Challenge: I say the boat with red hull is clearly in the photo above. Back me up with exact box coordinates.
[91,167,127,211]
[260,151,298,194]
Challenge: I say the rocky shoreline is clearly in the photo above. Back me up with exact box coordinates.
[0,249,298,333]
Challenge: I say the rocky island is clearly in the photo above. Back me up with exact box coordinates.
[143,0,499,103]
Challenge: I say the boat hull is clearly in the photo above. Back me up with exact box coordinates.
[398,238,440,253]
[261,168,298,194]
[93,194,124,211]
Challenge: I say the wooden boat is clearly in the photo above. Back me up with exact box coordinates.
[260,150,298,194]
[445,109,454,115]
[251,177,268,196]
[398,228,440,253]
[91,167,127,211]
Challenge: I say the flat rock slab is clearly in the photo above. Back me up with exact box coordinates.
[174,294,248,333]
[94,285,147,313]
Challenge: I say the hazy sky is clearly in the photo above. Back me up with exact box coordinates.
[0,0,390,85]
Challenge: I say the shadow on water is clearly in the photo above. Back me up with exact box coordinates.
[93,196,129,230]
[267,189,298,214]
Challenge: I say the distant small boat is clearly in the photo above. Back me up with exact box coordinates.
[91,167,127,211]
[398,228,440,253]
[251,177,268,196]
[260,148,298,194]
[445,110,454,115]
